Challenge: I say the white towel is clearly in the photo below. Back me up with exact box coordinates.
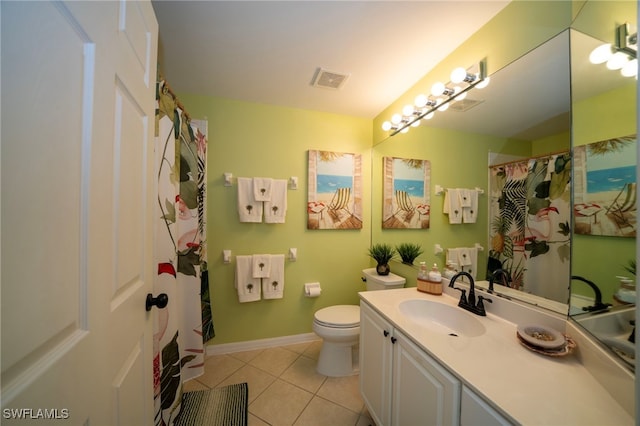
[252,254,271,278]
[462,189,479,223]
[253,177,273,202]
[264,179,288,224]
[446,248,461,268]
[458,247,478,279]
[235,255,261,302]
[238,177,263,223]
[262,254,285,299]
[443,188,463,224]
[459,189,472,208]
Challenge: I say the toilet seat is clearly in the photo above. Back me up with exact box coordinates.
[314,305,360,328]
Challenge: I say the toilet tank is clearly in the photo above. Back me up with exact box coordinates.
[362,268,406,291]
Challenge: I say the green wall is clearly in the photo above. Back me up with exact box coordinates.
[178,95,372,344]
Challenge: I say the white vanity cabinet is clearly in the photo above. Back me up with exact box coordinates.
[460,385,512,426]
[360,301,461,426]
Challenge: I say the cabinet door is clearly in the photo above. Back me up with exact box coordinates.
[392,331,461,426]
[360,302,394,426]
[461,385,514,426]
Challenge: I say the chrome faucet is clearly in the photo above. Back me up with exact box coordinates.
[448,271,492,316]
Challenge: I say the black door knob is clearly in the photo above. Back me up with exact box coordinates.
[146,293,169,311]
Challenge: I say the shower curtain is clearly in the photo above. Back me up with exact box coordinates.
[488,153,571,302]
[153,80,214,425]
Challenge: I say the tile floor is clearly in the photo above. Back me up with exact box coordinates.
[183,339,374,426]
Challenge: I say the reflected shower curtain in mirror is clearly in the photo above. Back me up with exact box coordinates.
[153,80,214,425]
[488,153,571,302]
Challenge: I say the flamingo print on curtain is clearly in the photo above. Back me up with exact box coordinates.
[153,79,214,425]
[488,153,572,303]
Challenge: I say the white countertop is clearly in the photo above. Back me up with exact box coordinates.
[359,287,634,425]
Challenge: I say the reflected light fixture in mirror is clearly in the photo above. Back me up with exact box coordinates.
[381,59,489,136]
[589,22,637,78]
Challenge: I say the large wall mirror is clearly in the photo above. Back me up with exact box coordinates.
[569,3,637,371]
[371,1,636,371]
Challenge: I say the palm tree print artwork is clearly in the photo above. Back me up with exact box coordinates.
[307,150,363,229]
[574,135,637,237]
[382,157,431,229]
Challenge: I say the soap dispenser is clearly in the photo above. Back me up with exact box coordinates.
[417,263,442,295]
[442,261,458,279]
[614,276,636,305]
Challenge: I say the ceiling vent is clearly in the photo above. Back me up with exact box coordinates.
[311,68,350,90]
[449,98,485,112]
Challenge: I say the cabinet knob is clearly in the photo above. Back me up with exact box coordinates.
[391,337,397,344]
[383,330,390,337]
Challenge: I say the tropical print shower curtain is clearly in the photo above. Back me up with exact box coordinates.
[153,80,214,425]
[488,153,571,302]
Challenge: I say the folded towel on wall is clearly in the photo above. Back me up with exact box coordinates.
[459,189,472,208]
[462,189,479,223]
[264,179,288,224]
[446,247,478,279]
[237,177,263,223]
[235,255,261,302]
[253,177,273,202]
[443,188,463,224]
[262,254,285,299]
[252,254,271,278]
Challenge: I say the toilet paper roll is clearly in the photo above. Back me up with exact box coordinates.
[304,283,321,297]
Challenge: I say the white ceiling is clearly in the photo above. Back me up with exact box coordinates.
[151,1,511,119]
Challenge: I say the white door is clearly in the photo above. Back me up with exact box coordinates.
[1,1,158,424]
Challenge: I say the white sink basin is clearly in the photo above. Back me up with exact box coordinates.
[398,299,486,337]
[575,306,635,365]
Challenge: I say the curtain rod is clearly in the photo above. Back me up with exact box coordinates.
[489,149,570,168]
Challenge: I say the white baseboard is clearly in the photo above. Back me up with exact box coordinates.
[206,333,320,356]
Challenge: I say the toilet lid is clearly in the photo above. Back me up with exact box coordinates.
[314,305,360,328]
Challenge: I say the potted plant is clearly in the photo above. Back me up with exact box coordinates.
[395,243,423,265]
[368,243,396,276]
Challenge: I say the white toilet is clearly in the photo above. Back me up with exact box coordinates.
[312,268,406,376]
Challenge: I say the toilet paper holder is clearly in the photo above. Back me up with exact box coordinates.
[304,282,322,297]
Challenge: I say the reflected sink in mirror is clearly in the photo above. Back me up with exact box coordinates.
[398,299,486,337]
[575,306,636,367]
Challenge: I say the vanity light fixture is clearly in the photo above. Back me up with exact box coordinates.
[589,22,637,78]
[382,59,488,136]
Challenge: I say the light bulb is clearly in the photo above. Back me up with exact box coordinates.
[400,127,409,134]
[382,121,392,131]
[402,104,414,116]
[606,51,629,70]
[423,112,435,120]
[431,82,445,96]
[453,86,467,101]
[411,119,421,127]
[450,67,468,84]
[414,94,427,108]
[589,43,613,64]
[475,76,490,89]
[621,59,638,77]
[437,101,449,112]
[391,114,402,125]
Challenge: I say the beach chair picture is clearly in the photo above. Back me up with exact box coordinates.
[307,150,362,229]
[573,135,636,237]
[382,157,430,229]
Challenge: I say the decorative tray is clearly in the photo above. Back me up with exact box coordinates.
[516,332,576,357]
[517,324,565,349]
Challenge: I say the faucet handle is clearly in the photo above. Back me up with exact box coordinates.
[452,287,467,306]
[476,295,492,315]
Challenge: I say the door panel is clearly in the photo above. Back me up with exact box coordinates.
[1,1,158,423]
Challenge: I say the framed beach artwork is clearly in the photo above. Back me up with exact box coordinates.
[307,150,362,230]
[573,135,637,237]
[382,157,431,229]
